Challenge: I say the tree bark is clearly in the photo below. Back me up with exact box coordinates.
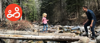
[0,0,2,21]
[97,0,100,9]
[19,0,22,20]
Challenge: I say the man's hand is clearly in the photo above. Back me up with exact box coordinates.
[83,19,88,25]
[90,24,92,27]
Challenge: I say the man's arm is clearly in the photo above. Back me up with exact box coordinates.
[83,19,88,25]
[85,19,88,23]
[90,20,94,27]
[89,11,95,27]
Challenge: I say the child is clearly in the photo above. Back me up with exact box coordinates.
[42,13,49,32]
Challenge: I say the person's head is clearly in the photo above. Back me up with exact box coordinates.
[43,13,47,17]
[83,6,88,12]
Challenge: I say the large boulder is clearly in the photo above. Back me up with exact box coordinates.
[96,35,100,43]
[79,37,90,43]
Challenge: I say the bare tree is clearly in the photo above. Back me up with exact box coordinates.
[97,0,100,9]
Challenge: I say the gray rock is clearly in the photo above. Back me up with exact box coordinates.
[71,41,79,43]
[89,40,96,43]
[79,37,90,43]
[96,35,100,43]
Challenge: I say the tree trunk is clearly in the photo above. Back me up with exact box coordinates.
[60,0,62,22]
[97,0,100,9]
[0,0,2,21]
[20,0,22,20]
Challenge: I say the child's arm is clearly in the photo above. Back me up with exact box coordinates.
[42,18,44,23]
[46,19,49,21]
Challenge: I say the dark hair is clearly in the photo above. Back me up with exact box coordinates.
[83,6,88,9]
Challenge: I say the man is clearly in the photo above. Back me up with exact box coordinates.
[83,6,97,39]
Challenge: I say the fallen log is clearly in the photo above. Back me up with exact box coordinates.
[0,34,80,41]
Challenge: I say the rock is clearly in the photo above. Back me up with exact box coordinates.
[71,26,80,30]
[96,35,100,43]
[33,24,39,27]
[89,42,95,43]
[79,26,85,32]
[79,37,90,43]
[37,41,43,43]
[63,26,74,31]
[59,27,63,30]
[89,40,96,43]
[95,29,100,32]
[0,39,5,43]
[54,25,62,27]
[63,26,74,29]
[95,32,100,37]
[16,40,23,43]
[96,25,100,29]
[79,26,90,32]
[71,41,79,43]
[71,30,80,34]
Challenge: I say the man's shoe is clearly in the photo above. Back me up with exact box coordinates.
[83,34,88,37]
[91,36,96,40]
